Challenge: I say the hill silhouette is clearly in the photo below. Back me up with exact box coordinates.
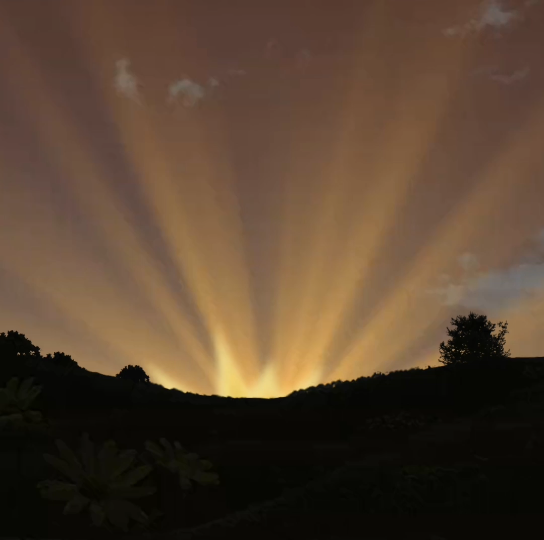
[2,324,544,539]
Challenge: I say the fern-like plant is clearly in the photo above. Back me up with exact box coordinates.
[37,432,157,532]
[144,437,219,490]
[0,376,43,429]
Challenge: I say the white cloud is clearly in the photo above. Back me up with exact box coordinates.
[425,229,544,312]
[427,282,468,306]
[471,65,498,77]
[114,58,143,104]
[443,0,523,38]
[208,77,220,89]
[473,65,531,84]
[458,252,480,272]
[490,66,530,84]
[168,78,206,107]
[426,260,544,312]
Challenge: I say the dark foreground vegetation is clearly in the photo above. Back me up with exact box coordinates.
[1,312,544,540]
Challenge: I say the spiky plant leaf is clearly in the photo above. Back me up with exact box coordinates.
[110,449,138,481]
[191,470,220,486]
[43,453,85,484]
[37,480,79,501]
[16,377,37,402]
[41,433,155,532]
[97,440,119,481]
[199,459,214,471]
[104,499,149,532]
[89,501,106,527]
[146,439,178,471]
[144,440,164,459]
[13,377,42,408]
[55,438,85,476]
[146,437,219,490]
[114,464,153,488]
[173,441,186,453]
[159,438,175,462]
[110,485,157,500]
[63,492,91,515]
[19,384,42,410]
[80,432,96,477]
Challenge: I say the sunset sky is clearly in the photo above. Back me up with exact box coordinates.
[1,0,544,398]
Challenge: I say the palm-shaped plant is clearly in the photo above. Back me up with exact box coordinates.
[144,437,219,490]
[37,432,157,532]
[0,376,43,428]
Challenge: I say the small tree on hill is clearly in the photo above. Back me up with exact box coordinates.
[116,364,150,384]
[439,311,510,366]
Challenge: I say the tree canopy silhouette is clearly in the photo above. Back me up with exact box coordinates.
[44,351,79,371]
[115,364,150,384]
[0,330,41,357]
[439,311,510,366]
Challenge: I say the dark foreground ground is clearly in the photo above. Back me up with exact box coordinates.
[2,356,544,539]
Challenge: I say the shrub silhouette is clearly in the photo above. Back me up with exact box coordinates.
[0,330,41,357]
[439,311,510,367]
[116,364,150,384]
[44,351,79,371]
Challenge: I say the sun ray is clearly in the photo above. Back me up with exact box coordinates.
[328,97,544,381]
[0,18,216,387]
[70,3,264,395]
[272,2,471,389]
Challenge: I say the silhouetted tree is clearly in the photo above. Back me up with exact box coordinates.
[116,364,150,384]
[44,351,79,371]
[439,311,510,366]
[0,330,41,357]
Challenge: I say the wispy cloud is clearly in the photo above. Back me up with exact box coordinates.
[443,0,523,38]
[167,78,207,107]
[426,235,544,313]
[114,58,143,104]
[208,77,220,89]
[472,65,531,84]
[490,66,530,84]
[426,265,544,312]
[458,252,480,272]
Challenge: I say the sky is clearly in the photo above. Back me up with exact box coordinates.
[1,0,544,398]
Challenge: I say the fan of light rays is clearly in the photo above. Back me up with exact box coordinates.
[3,0,540,400]
[268,0,470,390]
[0,17,216,393]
